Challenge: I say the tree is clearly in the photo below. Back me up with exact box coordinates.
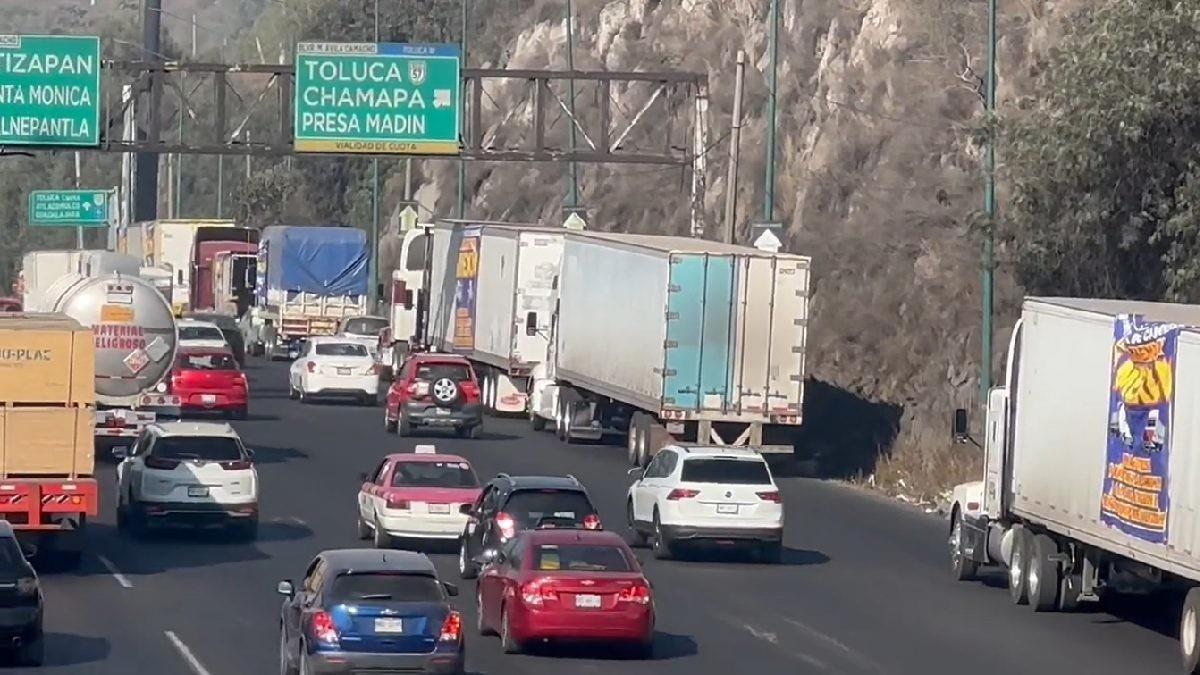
[1000,0,1200,302]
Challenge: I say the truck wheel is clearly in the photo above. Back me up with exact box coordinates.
[1058,572,1083,612]
[635,415,652,468]
[563,402,580,445]
[555,401,567,441]
[1008,527,1031,605]
[949,509,978,581]
[1028,533,1060,612]
[1182,588,1200,674]
[529,405,546,432]
[627,413,644,466]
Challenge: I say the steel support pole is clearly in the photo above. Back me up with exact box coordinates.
[457,0,469,218]
[763,0,779,222]
[370,0,381,310]
[565,0,579,208]
[135,0,163,223]
[981,0,997,402]
[723,51,746,244]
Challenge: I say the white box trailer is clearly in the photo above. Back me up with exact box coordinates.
[949,298,1200,673]
[426,220,563,413]
[531,231,810,465]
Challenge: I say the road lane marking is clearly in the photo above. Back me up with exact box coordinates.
[97,555,132,588]
[726,616,828,670]
[165,630,213,675]
[780,616,886,673]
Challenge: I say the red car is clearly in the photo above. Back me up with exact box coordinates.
[384,353,483,438]
[170,347,249,419]
[476,528,655,657]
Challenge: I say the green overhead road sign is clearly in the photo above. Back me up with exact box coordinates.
[294,42,461,155]
[0,35,101,147]
[29,190,111,227]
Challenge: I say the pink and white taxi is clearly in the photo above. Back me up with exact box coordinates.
[356,445,482,548]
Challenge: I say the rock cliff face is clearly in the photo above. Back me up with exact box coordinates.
[419,0,1075,495]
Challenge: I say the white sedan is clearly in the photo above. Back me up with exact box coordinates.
[288,336,379,405]
[177,319,230,350]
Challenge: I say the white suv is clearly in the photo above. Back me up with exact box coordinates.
[115,421,259,540]
[625,445,784,562]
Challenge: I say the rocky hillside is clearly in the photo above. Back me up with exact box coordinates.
[408,0,1082,498]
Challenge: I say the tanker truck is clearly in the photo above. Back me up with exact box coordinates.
[36,273,181,455]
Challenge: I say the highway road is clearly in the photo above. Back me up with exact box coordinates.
[25,360,1184,674]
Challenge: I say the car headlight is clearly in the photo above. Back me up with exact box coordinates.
[155,382,168,393]
[16,578,37,596]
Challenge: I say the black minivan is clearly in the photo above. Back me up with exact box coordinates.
[0,522,42,666]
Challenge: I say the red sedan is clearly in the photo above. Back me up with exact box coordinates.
[171,347,249,419]
[476,528,654,657]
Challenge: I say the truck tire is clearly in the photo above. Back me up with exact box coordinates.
[949,509,978,581]
[564,402,581,445]
[635,414,652,468]
[1008,527,1031,605]
[1182,587,1200,674]
[529,404,546,432]
[1027,533,1060,612]
[627,413,645,466]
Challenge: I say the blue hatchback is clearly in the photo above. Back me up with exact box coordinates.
[278,549,465,675]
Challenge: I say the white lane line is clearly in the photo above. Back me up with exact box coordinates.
[165,630,214,675]
[726,616,828,670]
[780,616,886,673]
[97,555,132,588]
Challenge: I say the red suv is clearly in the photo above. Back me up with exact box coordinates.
[170,347,249,420]
[384,353,482,438]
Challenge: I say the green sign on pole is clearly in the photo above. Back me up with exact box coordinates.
[294,42,461,155]
[28,190,111,227]
[0,35,102,147]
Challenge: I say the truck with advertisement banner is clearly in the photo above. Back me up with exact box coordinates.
[426,220,563,414]
[948,298,1200,673]
[256,226,369,357]
[525,231,808,465]
[0,314,98,569]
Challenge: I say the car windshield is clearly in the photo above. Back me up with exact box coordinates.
[0,539,26,575]
[680,458,772,485]
[315,343,368,357]
[532,544,632,572]
[414,362,471,381]
[343,317,388,336]
[152,436,243,462]
[180,325,225,341]
[177,352,237,371]
[329,573,444,602]
[502,490,594,529]
[391,461,479,488]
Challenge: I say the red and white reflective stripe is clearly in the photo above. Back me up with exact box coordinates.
[42,494,74,505]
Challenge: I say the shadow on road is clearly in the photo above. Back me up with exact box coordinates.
[13,633,111,667]
[519,631,698,661]
[246,444,310,464]
[67,523,274,578]
[648,544,830,567]
[1092,592,1183,640]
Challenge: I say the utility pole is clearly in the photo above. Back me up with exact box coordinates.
[980,0,997,402]
[74,153,84,248]
[370,0,381,311]
[722,51,746,244]
[564,0,579,208]
[175,13,195,219]
[457,0,469,218]
[135,0,163,223]
[762,0,780,222]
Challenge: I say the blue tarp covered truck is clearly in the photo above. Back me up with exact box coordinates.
[254,226,369,356]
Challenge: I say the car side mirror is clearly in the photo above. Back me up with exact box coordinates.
[245,448,255,458]
[277,580,295,598]
[525,311,538,336]
[626,467,643,478]
[443,582,459,597]
[112,446,129,460]
[952,408,969,441]
[459,503,474,515]
[473,549,503,566]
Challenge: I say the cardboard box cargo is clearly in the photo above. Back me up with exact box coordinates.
[0,314,95,405]
[0,406,95,477]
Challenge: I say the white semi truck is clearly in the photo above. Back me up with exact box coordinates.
[949,297,1200,673]
[426,221,564,414]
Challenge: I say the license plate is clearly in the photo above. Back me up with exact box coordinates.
[187,486,209,497]
[374,618,403,633]
[575,594,601,609]
[428,503,450,514]
[717,503,738,514]
[337,367,352,375]
[201,394,217,405]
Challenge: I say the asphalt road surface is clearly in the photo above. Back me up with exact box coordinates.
[23,360,1185,674]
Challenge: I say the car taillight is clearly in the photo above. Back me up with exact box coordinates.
[616,583,652,605]
[306,361,316,373]
[386,495,410,510]
[368,363,380,375]
[144,456,181,470]
[234,373,248,388]
[495,512,516,540]
[308,611,339,645]
[582,514,601,530]
[520,579,558,606]
[756,490,782,503]
[221,459,252,470]
[666,488,699,501]
[439,611,462,642]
